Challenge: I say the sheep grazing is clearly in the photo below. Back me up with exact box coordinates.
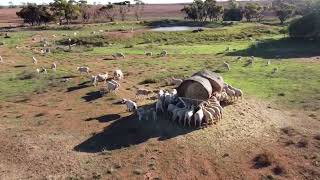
[77,67,90,74]
[0,56,3,63]
[51,63,57,71]
[32,56,37,64]
[122,99,137,112]
[224,86,236,101]
[160,50,168,57]
[112,53,125,59]
[170,77,183,86]
[113,69,124,80]
[97,72,108,82]
[145,52,153,56]
[227,84,243,99]
[223,61,230,71]
[106,80,120,93]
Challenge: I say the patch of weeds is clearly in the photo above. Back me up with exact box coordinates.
[253,153,273,169]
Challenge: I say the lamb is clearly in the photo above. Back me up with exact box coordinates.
[160,50,168,57]
[40,67,47,74]
[223,61,230,71]
[91,75,97,86]
[171,77,183,86]
[113,69,124,80]
[51,63,57,71]
[172,107,187,123]
[136,108,146,121]
[122,99,137,112]
[164,91,172,107]
[193,107,204,127]
[228,85,243,99]
[0,56,3,63]
[36,68,40,74]
[145,52,153,56]
[200,105,214,126]
[158,89,164,100]
[224,87,236,101]
[112,53,125,59]
[32,56,37,64]
[97,72,108,82]
[77,67,90,74]
[167,104,177,117]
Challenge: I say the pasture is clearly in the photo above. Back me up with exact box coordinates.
[0,20,320,179]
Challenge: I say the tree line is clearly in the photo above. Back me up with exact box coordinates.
[181,0,317,24]
[16,0,145,26]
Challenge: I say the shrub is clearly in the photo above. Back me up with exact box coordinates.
[289,12,320,40]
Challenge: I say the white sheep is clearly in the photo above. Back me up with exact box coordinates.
[223,61,230,71]
[51,63,57,71]
[228,85,243,99]
[184,106,194,127]
[145,52,153,56]
[158,89,164,100]
[171,77,183,86]
[41,67,47,74]
[106,80,120,92]
[136,108,145,121]
[36,68,40,74]
[113,69,124,80]
[32,56,37,64]
[164,91,172,107]
[167,103,177,117]
[224,87,236,101]
[267,60,271,65]
[160,50,168,57]
[77,67,90,74]
[194,107,204,127]
[91,75,97,86]
[200,104,214,125]
[97,72,108,82]
[122,99,137,112]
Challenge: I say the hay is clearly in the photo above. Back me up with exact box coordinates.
[177,75,212,100]
[192,70,224,92]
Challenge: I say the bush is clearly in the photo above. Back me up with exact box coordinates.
[289,12,320,39]
[223,8,243,21]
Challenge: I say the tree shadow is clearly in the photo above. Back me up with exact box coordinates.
[81,91,102,102]
[66,81,90,92]
[86,114,121,123]
[227,38,320,59]
[74,107,196,153]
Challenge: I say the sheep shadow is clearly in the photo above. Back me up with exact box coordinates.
[14,65,27,68]
[82,91,102,102]
[74,109,195,153]
[226,38,320,59]
[66,81,91,92]
[86,114,121,123]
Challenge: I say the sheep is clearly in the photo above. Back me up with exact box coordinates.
[200,105,214,126]
[40,67,47,74]
[77,67,90,74]
[224,86,236,101]
[97,72,108,82]
[164,91,172,107]
[250,56,255,61]
[113,69,124,80]
[0,56,3,63]
[167,104,177,117]
[170,77,183,86]
[136,108,145,121]
[184,106,194,127]
[91,75,97,86]
[193,107,204,127]
[122,99,137,112]
[32,56,37,64]
[228,85,243,99]
[145,52,153,56]
[172,107,187,123]
[36,68,40,74]
[112,53,125,59]
[106,80,120,93]
[51,63,57,71]
[160,50,168,57]
[158,89,164,100]
[223,61,230,71]
[73,32,77,36]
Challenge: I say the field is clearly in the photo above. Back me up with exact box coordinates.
[0,16,320,180]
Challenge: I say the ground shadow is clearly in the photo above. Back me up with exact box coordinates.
[14,65,27,68]
[227,38,320,59]
[81,91,102,102]
[74,107,196,153]
[66,81,90,92]
[145,19,225,28]
[86,114,121,123]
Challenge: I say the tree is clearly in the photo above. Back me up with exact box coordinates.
[133,0,145,21]
[205,0,224,21]
[181,5,198,21]
[114,1,131,21]
[50,0,80,25]
[99,3,117,22]
[223,8,243,21]
[228,0,239,9]
[244,3,264,22]
[16,3,53,26]
[273,0,296,24]
[289,11,320,39]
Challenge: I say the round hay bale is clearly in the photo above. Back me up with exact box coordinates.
[177,75,212,100]
[192,70,224,92]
